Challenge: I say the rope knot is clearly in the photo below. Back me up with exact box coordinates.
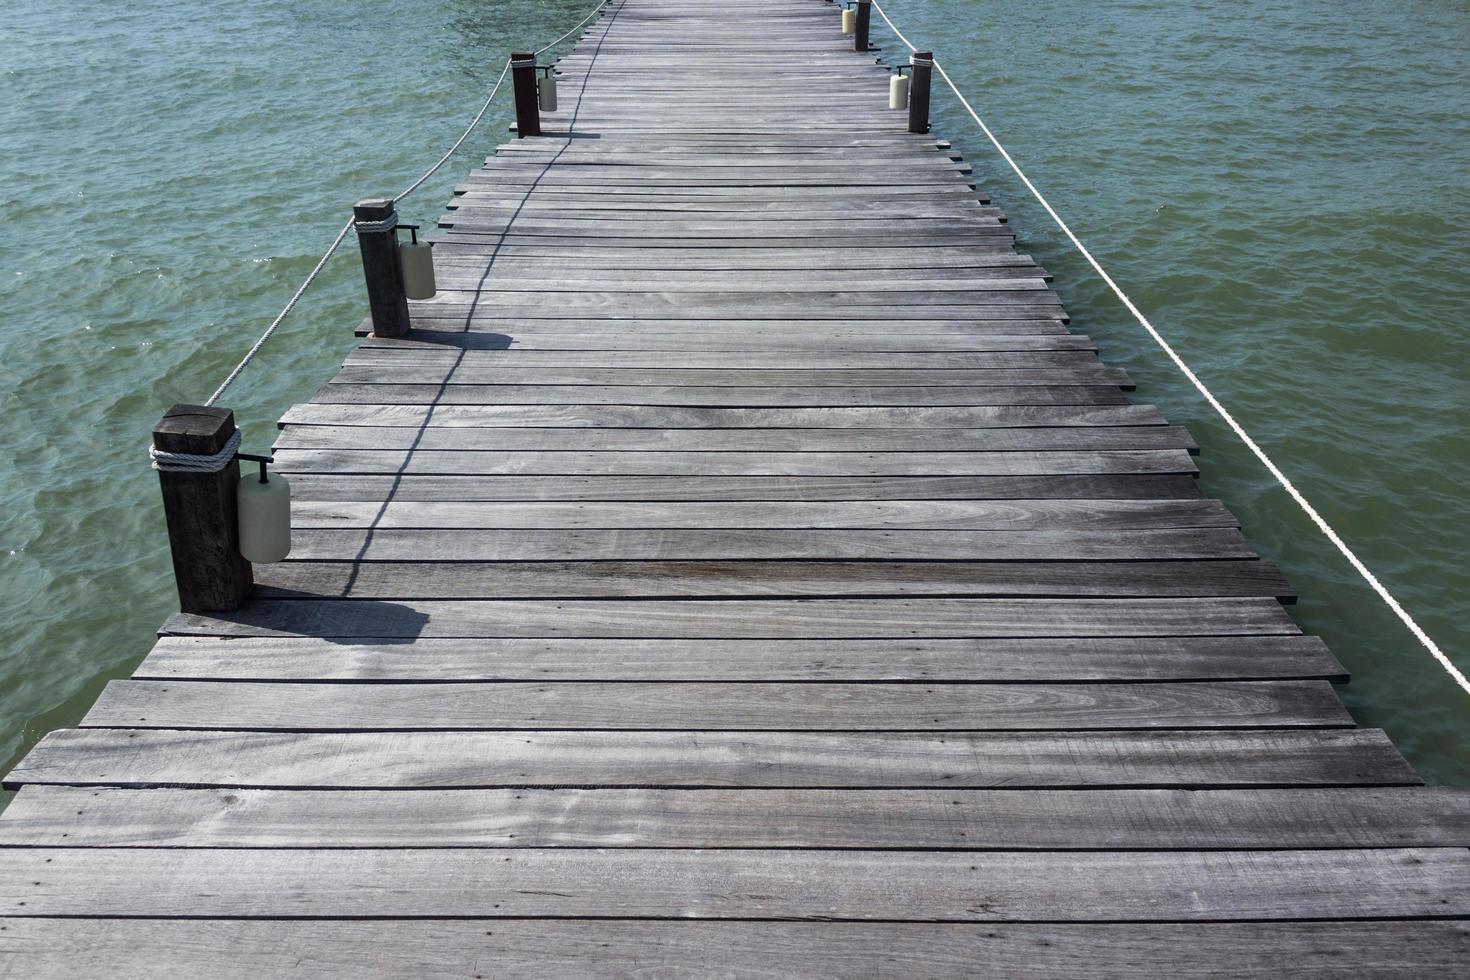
[149,429,243,473]
[353,211,399,235]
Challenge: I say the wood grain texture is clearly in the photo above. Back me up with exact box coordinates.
[3,846,1466,920]
[277,473,1206,501]
[3,919,1466,980]
[6,786,1464,849]
[134,634,1341,682]
[81,679,1352,732]
[284,497,1233,530]
[253,558,1296,601]
[157,597,1301,639]
[4,728,1418,791]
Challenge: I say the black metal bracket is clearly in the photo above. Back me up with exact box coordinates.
[235,452,274,484]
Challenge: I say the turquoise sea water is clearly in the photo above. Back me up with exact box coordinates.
[0,0,1466,800]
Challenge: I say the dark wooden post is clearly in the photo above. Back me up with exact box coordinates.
[908,51,933,134]
[152,405,253,614]
[853,0,871,52]
[353,198,411,338]
[512,52,541,137]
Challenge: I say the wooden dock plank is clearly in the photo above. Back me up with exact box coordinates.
[6,786,1464,849]
[81,679,1352,732]
[132,634,1339,682]
[282,498,1234,530]
[157,596,1300,639]
[272,425,1199,453]
[277,473,1206,501]
[254,558,1297,601]
[277,527,1249,561]
[3,728,1420,791]
[3,846,1466,921]
[4,919,1466,980]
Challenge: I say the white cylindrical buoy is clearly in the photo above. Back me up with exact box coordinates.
[237,471,291,564]
[889,73,910,110]
[400,240,437,299]
[538,74,558,112]
[841,8,855,33]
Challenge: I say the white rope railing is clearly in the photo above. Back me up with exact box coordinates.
[200,56,511,409]
[870,0,1464,694]
[535,0,611,56]
[199,0,613,411]
[203,57,513,408]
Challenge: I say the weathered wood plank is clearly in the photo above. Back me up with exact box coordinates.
[158,596,1299,640]
[254,559,1295,602]
[81,679,1351,732]
[279,527,1248,561]
[271,449,1197,477]
[3,846,1465,920]
[341,350,1097,369]
[284,498,1234,531]
[2,919,1465,980]
[5,786,1464,849]
[3,728,1419,791]
[273,425,1198,454]
[312,383,1136,407]
[279,473,1206,501]
[278,402,1163,429]
[329,367,1122,388]
[133,635,1339,682]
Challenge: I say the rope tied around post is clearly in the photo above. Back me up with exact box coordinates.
[868,0,1464,696]
[148,429,243,473]
[351,210,400,234]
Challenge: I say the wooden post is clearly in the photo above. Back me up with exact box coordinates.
[908,51,933,134]
[512,52,541,137]
[853,0,871,52]
[353,198,411,338]
[152,405,253,614]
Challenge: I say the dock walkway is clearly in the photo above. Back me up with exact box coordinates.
[3,0,1467,974]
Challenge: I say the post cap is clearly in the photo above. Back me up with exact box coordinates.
[354,198,396,220]
[153,404,236,453]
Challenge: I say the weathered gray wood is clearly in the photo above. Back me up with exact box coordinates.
[271,449,1197,477]
[276,527,1251,562]
[4,728,1419,791]
[255,559,1296,601]
[6,786,1462,849]
[313,383,1135,407]
[3,846,1465,920]
[331,367,1126,389]
[82,679,1350,732]
[2,919,1465,980]
[354,329,1079,350]
[156,597,1298,639]
[279,402,1162,429]
[284,498,1234,530]
[342,349,1097,369]
[133,635,1339,682]
[274,425,1198,454]
[279,473,1205,501]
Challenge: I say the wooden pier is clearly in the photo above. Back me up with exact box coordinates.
[3,0,1467,974]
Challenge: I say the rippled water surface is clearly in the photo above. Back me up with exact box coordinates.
[1,0,1466,797]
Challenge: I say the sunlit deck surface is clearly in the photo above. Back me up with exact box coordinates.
[2,0,1467,974]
